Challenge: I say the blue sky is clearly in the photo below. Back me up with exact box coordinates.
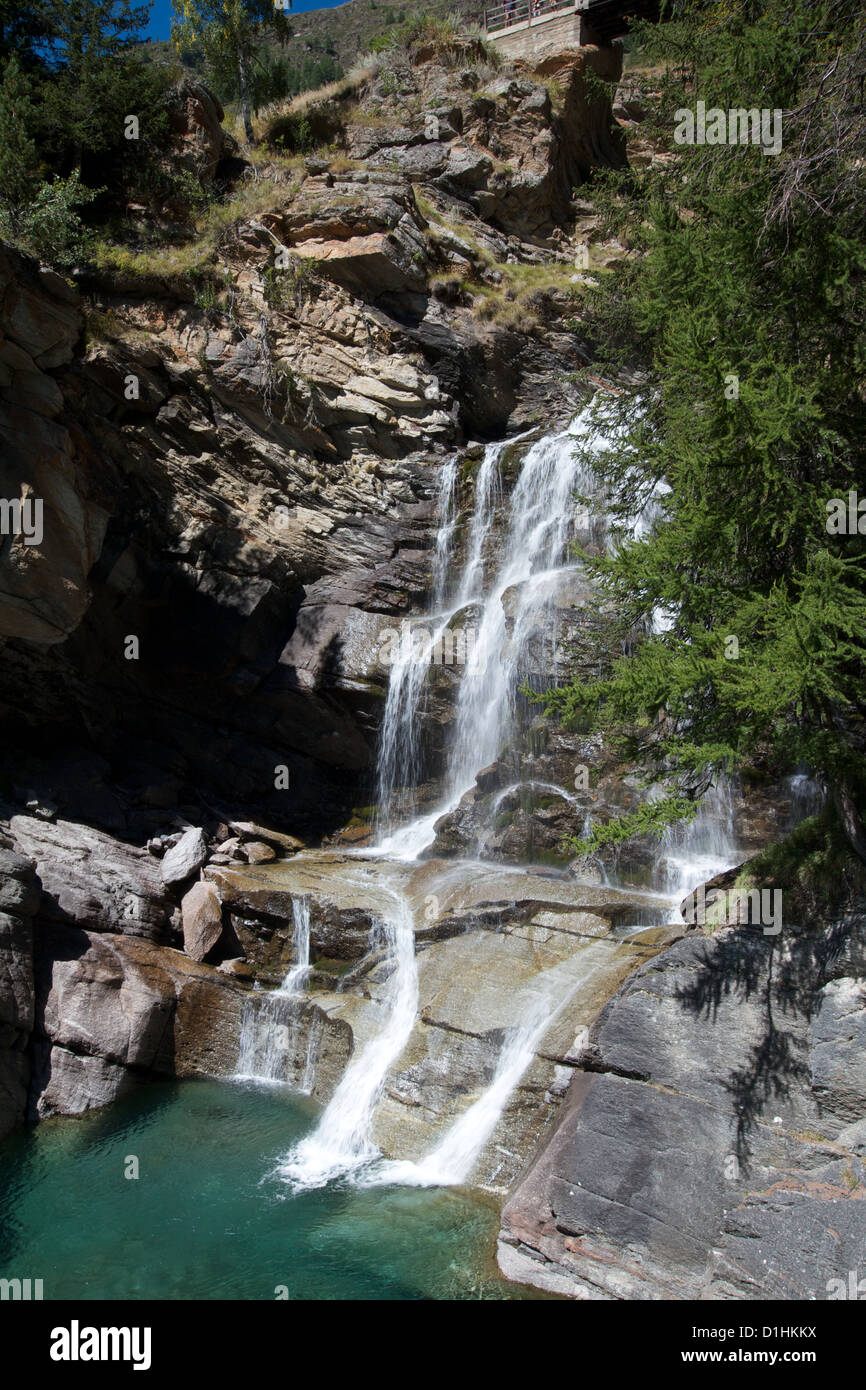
[144,0,354,42]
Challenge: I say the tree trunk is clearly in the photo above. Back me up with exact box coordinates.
[831,776,866,863]
[237,44,254,144]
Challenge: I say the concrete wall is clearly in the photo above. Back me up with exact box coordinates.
[491,12,605,62]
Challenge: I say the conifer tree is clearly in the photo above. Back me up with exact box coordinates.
[35,0,168,170]
[0,57,40,229]
[544,0,866,861]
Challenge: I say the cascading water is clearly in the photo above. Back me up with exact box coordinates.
[282,896,311,994]
[277,889,419,1189]
[431,456,458,609]
[376,417,604,859]
[360,941,617,1190]
[235,896,312,1084]
[269,405,747,1195]
[658,778,741,900]
[236,993,296,1084]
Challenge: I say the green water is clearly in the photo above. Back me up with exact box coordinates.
[0,1079,539,1300]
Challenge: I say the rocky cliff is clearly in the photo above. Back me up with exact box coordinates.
[3,29,859,1308]
[0,38,629,1133]
[499,891,866,1299]
[0,43,623,845]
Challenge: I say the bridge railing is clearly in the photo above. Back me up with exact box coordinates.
[483,0,578,34]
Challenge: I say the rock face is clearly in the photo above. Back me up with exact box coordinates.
[31,926,247,1117]
[0,40,625,847]
[0,811,256,1123]
[9,815,174,941]
[0,245,108,645]
[164,79,231,189]
[0,850,40,1138]
[499,903,866,1299]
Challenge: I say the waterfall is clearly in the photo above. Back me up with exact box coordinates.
[281,896,311,994]
[235,896,312,1084]
[277,890,419,1189]
[236,992,301,1084]
[787,770,824,822]
[372,1019,548,1190]
[431,456,458,609]
[375,418,603,859]
[361,943,615,1190]
[374,454,470,839]
[658,777,741,900]
[263,408,769,1197]
[300,1011,324,1095]
[454,439,504,605]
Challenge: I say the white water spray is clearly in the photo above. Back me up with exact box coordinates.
[376,416,605,859]
[277,890,419,1189]
[281,896,311,994]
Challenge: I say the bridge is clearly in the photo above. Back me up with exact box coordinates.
[482,0,660,61]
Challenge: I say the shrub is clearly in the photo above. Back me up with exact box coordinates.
[0,170,100,268]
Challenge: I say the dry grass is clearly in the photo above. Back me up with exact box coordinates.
[327,153,363,174]
[94,176,298,284]
[257,55,382,143]
[415,191,498,263]
[470,260,590,329]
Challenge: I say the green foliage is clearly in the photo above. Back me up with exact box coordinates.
[204,38,342,112]
[172,0,292,139]
[567,793,698,857]
[368,10,500,67]
[33,0,168,167]
[542,0,866,856]
[0,0,177,260]
[270,110,314,154]
[0,168,100,266]
[263,256,318,309]
[0,57,40,217]
[0,0,52,68]
[733,809,866,922]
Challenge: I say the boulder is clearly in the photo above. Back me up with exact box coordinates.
[34,926,175,1118]
[443,144,493,190]
[243,841,277,864]
[9,815,173,940]
[160,827,209,888]
[165,79,228,187]
[181,880,224,962]
[32,926,248,1116]
[228,822,304,853]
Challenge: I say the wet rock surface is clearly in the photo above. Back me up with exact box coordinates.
[499,904,866,1299]
[205,850,679,1190]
